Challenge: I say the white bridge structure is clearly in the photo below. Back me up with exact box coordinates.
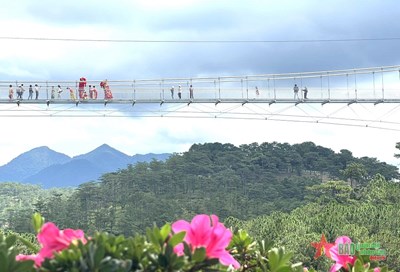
[1,65,400,131]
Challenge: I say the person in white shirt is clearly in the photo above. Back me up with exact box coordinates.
[17,84,25,99]
[34,84,40,100]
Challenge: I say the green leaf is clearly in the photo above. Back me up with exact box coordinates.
[14,260,35,272]
[183,242,192,257]
[291,262,304,272]
[32,213,45,233]
[352,259,367,272]
[0,251,8,272]
[379,266,388,272]
[192,247,206,262]
[258,239,274,255]
[168,231,185,248]
[94,245,106,266]
[5,235,17,248]
[146,227,163,247]
[205,258,219,266]
[158,254,168,267]
[267,248,293,272]
[160,224,171,241]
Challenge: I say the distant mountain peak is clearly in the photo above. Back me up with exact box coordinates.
[95,144,116,151]
[31,146,51,150]
[0,144,171,188]
[74,144,129,159]
[0,146,71,181]
[11,146,70,160]
[23,146,53,153]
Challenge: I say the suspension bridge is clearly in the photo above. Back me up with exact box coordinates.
[1,65,400,131]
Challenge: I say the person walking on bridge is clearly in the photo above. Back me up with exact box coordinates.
[100,79,113,100]
[189,85,194,100]
[51,86,56,99]
[67,87,76,101]
[8,85,13,100]
[17,84,25,99]
[78,77,87,99]
[178,85,182,99]
[34,84,40,100]
[293,84,299,100]
[57,85,63,99]
[89,85,93,99]
[28,85,34,100]
[92,85,98,99]
[302,86,308,99]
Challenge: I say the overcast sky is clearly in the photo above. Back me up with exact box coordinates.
[1,0,400,168]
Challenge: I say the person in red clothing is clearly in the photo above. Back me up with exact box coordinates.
[88,85,93,99]
[100,80,113,100]
[92,85,98,99]
[78,77,87,99]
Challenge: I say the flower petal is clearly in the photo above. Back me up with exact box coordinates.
[218,251,240,269]
[329,262,343,272]
[172,220,191,234]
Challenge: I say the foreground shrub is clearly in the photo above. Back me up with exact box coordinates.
[0,213,394,271]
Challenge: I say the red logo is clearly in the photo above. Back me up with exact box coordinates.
[311,234,334,259]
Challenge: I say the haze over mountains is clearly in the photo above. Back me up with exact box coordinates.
[0,144,170,188]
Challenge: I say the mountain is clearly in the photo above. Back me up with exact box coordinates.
[23,159,104,188]
[0,146,71,181]
[73,144,132,173]
[0,145,171,188]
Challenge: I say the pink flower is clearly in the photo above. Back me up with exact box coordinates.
[172,214,240,269]
[374,268,381,272]
[16,222,86,267]
[16,254,44,267]
[329,236,356,272]
[37,222,86,259]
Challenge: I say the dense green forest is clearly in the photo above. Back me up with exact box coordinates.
[0,141,399,270]
[1,141,398,234]
[226,176,400,270]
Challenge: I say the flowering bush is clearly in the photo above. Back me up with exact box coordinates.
[307,235,389,272]
[172,214,240,269]
[0,213,394,272]
[16,222,87,267]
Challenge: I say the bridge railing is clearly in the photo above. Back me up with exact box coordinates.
[1,65,399,102]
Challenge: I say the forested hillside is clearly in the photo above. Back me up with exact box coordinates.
[1,141,397,237]
[225,175,400,270]
[0,183,73,232]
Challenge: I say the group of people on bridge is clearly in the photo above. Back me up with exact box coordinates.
[6,77,113,101]
[253,84,308,100]
[293,84,308,100]
[170,85,194,100]
[8,84,41,100]
[5,79,312,102]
